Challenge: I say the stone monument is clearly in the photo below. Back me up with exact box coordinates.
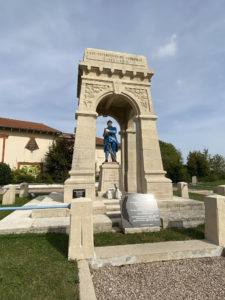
[120,193,161,233]
[64,48,173,202]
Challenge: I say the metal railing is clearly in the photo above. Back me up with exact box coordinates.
[0,204,70,211]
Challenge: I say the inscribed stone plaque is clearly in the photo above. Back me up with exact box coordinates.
[73,189,85,199]
[120,193,161,229]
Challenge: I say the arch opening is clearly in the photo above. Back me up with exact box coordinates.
[96,93,138,192]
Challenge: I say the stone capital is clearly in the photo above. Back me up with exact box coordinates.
[75,110,98,119]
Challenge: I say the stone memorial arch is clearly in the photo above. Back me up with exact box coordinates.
[64,48,173,202]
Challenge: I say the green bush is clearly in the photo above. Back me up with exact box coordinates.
[12,169,36,184]
[36,172,53,183]
[0,162,12,185]
[45,138,73,183]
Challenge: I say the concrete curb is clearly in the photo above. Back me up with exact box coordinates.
[78,260,96,300]
[89,240,223,268]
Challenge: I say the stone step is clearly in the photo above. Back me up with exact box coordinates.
[158,198,204,211]
[106,204,120,212]
[103,199,120,205]
[106,211,121,218]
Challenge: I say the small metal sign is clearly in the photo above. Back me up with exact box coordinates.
[120,193,161,229]
[73,189,85,199]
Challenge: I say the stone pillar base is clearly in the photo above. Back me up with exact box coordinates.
[145,172,173,200]
[64,170,95,203]
[98,162,122,197]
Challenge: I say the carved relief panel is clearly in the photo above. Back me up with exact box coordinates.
[124,86,151,113]
[79,82,112,110]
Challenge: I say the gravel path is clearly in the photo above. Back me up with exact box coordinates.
[91,257,225,300]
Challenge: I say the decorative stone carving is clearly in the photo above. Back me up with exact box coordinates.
[125,87,150,111]
[113,81,120,94]
[83,83,110,108]
[25,137,39,152]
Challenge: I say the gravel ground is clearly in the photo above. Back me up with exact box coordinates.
[91,257,225,300]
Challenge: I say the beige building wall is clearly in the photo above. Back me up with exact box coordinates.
[0,129,57,169]
[0,129,114,173]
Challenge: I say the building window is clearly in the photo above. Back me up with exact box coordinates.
[18,162,43,178]
[25,137,39,152]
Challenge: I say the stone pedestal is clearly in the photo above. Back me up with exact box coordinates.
[98,162,122,197]
[205,195,225,246]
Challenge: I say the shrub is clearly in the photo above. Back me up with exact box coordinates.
[12,169,36,184]
[45,138,73,183]
[36,172,53,183]
[0,162,12,185]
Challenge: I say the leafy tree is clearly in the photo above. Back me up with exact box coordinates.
[159,140,186,182]
[187,151,210,179]
[209,154,225,179]
[45,138,74,183]
[36,172,53,183]
[0,162,12,185]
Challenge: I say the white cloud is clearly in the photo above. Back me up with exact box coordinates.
[152,34,177,59]
[176,79,184,86]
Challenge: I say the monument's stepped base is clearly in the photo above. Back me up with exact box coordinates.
[103,196,205,231]
[0,193,205,235]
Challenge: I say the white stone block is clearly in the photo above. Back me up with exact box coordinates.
[177,182,189,199]
[217,185,225,196]
[68,198,94,260]
[19,182,29,198]
[205,195,225,246]
[2,186,16,205]
[192,176,197,185]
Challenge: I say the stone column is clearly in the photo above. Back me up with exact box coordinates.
[205,195,225,246]
[177,182,189,198]
[120,129,126,192]
[135,117,144,193]
[64,111,97,203]
[126,129,137,193]
[136,115,173,200]
[68,198,94,260]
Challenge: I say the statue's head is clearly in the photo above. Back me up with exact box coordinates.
[107,120,112,126]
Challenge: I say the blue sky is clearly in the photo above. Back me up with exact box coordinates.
[0,0,225,160]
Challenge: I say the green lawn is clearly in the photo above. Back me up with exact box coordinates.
[0,233,79,300]
[94,224,204,247]
[198,180,225,186]
[189,192,205,201]
[173,190,205,202]
[0,194,47,221]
